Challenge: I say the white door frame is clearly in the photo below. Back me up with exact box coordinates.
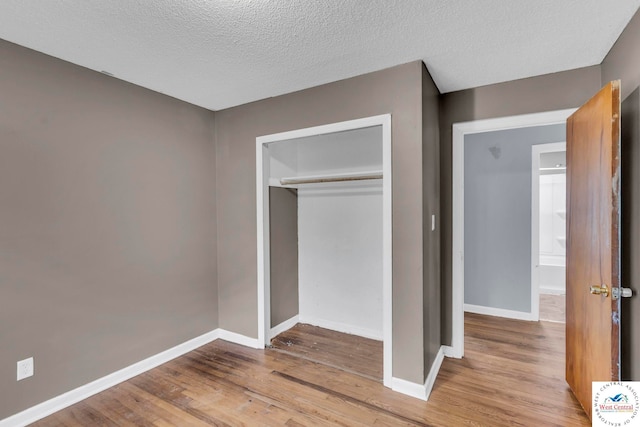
[451,108,575,358]
[256,114,393,387]
[531,142,566,316]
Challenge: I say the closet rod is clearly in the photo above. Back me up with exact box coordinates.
[280,172,383,186]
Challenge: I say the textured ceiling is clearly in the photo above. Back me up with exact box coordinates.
[0,1,638,111]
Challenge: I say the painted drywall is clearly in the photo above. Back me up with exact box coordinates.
[620,88,640,381]
[463,125,565,312]
[538,173,566,294]
[439,65,603,344]
[214,61,431,384]
[602,7,640,101]
[269,187,299,327]
[539,173,566,261]
[539,151,566,171]
[539,174,566,264]
[603,6,640,383]
[268,126,383,179]
[603,7,640,381]
[270,127,385,340]
[422,64,441,379]
[539,265,565,295]
[298,182,383,339]
[0,40,218,420]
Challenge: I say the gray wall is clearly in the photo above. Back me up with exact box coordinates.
[439,66,602,345]
[269,187,299,327]
[602,7,640,381]
[214,61,433,384]
[422,64,441,377]
[464,125,565,312]
[6,7,637,415]
[0,40,218,419]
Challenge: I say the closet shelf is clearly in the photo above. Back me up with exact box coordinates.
[279,170,383,186]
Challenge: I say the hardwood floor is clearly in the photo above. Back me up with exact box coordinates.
[270,323,383,381]
[540,293,566,323]
[33,314,589,426]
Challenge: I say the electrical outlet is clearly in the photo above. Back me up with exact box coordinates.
[17,357,34,381]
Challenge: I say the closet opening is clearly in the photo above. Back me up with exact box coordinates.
[256,114,392,387]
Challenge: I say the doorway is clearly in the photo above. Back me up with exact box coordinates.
[256,114,393,387]
[532,143,567,323]
[451,108,576,357]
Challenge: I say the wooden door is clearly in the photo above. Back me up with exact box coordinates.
[566,80,621,419]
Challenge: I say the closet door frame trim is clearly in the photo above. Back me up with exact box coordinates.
[256,114,393,388]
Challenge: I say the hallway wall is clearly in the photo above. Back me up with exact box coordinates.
[439,65,602,345]
[602,7,640,380]
[463,125,565,313]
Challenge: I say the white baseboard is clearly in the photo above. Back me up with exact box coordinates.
[0,327,266,427]
[442,345,462,359]
[298,315,383,341]
[539,287,566,295]
[391,346,445,402]
[424,347,445,401]
[464,303,536,321]
[391,377,427,401]
[216,329,262,349]
[0,329,220,427]
[269,315,299,340]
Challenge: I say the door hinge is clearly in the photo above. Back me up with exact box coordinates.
[612,287,633,300]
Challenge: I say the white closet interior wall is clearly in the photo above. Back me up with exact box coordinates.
[268,126,384,340]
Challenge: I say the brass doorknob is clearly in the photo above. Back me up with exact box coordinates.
[590,284,609,297]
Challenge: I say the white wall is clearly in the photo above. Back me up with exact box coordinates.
[268,125,384,340]
[268,126,382,180]
[538,173,566,294]
[539,173,566,263]
[298,181,383,340]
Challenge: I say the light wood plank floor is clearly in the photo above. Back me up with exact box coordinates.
[33,314,589,426]
[540,293,566,323]
[270,323,383,381]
